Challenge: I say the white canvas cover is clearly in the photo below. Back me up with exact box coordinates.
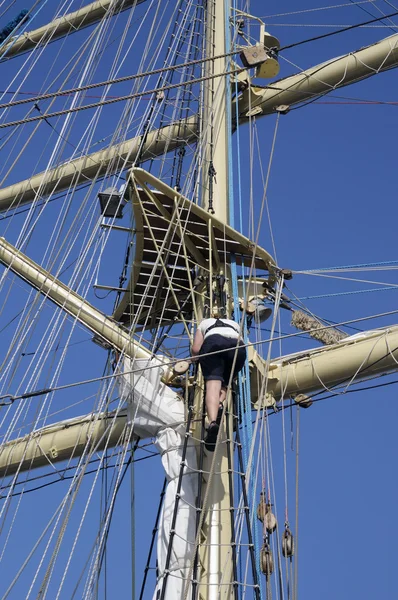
[118,357,197,599]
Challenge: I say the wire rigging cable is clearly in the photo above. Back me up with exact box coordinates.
[347,0,398,32]
[279,8,398,50]
[261,1,380,19]
[0,0,397,598]
[1,9,398,130]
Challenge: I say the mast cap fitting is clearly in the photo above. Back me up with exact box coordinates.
[240,44,268,68]
[263,31,281,51]
[256,56,280,79]
[280,269,293,280]
[276,105,290,115]
[294,394,313,409]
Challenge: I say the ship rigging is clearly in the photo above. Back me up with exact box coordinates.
[0,1,397,599]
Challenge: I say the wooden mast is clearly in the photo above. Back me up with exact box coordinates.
[1,5,398,596]
[197,1,234,598]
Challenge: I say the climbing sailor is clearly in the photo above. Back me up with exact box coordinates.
[191,315,246,451]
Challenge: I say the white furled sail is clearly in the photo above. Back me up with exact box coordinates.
[118,357,197,599]
[118,357,186,436]
[2,0,398,597]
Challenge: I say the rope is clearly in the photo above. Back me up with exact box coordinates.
[347,0,398,32]
[0,0,44,60]
[254,117,279,262]
[261,1,378,18]
[279,9,398,50]
[228,11,262,594]
[3,3,398,596]
[0,66,244,129]
[0,3,239,596]
[183,334,254,599]
[293,271,398,288]
[293,408,300,600]
[296,259,398,272]
[5,7,398,130]
[0,8,211,580]
[0,48,241,111]
[238,79,281,600]
[159,384,195,600]
[298,286,398,300]
[4,307,398,407]
[2,499,67,598]
[268,22,396,28]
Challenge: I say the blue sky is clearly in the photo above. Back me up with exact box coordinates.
[258,2,398,599]
[0,0,397,598]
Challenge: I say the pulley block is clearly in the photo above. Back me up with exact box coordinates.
[264,506,277,534]
[282,528,295,558]
[257,491,266,522]
[257,494,277,533]
[294,394,313,409]
[260,543,274,577]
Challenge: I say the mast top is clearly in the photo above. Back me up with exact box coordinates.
[113,168,276,327]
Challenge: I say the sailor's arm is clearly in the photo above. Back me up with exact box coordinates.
[191,328,204,357]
